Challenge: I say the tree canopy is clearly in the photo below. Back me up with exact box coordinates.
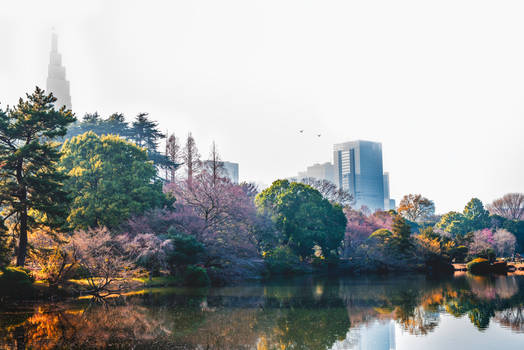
[437,198,490,237]
[60,132,170,229]
[255,180,347,258]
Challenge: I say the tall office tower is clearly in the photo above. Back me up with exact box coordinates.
[203,160,239,183]
[46,32,72,110]
[334,140,385,211]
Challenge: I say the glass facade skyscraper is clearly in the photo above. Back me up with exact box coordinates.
[334,140,386,211]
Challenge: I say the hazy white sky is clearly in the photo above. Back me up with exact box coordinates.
[1,0,523,213]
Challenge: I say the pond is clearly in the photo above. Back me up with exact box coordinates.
[1,273,523,349]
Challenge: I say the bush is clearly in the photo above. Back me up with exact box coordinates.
[0,266,35,298]
[264,246,301,275]
[476,248,496,262]
[183,265,210,287]
[166,230,204,272]
[491,261,508,274]
[311,255,340,270]
[450,245,468,262]
[467,258,490,274]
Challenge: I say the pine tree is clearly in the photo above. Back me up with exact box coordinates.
[0,87,75,266]
[105,112,130,137]
[130,112,165,152]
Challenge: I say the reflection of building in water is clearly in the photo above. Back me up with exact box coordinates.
[332,320,396,350]
[358,320,395,350]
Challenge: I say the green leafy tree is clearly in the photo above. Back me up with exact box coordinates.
[369,215,413,259]
[60,132,170,229]
[392,214,413,253]
[437,198,490,238]
[436,211,468,236]
[0,87,75,266]
[255,180,346,259]
[368,228,394,252]
[463,198,490,231]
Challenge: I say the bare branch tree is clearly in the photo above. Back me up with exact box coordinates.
[488,193,524,221]
[298,177,353,207]
[398,194,435,222]
[166,132,182,182]
[208,141,224,185]
[70,227,134,300]
[183,132,201,184]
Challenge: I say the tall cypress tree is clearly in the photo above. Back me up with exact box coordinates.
[0,87,75,266]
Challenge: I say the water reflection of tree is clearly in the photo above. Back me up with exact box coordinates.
[496,307,524,333]
[444,275,524,330]
[1,275,524,348]
[0,303,174,349]
[257,280,351,349]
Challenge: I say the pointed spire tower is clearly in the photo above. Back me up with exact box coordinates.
[46,31,72,110]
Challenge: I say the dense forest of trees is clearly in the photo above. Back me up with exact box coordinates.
[1,88,524,300]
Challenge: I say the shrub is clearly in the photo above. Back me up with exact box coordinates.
[450,245,468,262]
[467,258,490,274]
[264,246,301,275]
[474,248,496,263]
[0,267,35,298]
[166,230,204,272]
[311,255,340,270]
[491,261,508,274]
[183,265,210,287]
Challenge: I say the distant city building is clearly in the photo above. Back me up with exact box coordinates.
[383,172,396,210]
[334,140,393,211]
[295,162,335,183]
[46,32,72,110]
[203,160,239,183]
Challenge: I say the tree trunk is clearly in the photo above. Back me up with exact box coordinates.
[16,207,28,267]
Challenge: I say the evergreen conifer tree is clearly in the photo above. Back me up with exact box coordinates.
[0,87,75,266]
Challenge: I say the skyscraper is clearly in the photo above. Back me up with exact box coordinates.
[333,140,387,211]
[46,32,71,110]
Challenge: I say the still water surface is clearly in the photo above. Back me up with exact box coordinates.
[1,273,523,349]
